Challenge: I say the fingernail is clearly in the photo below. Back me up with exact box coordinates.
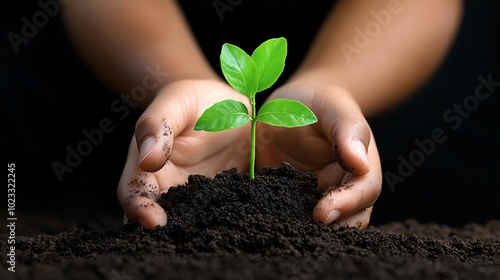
[351,138,369,169]
[324,209,341,224]
[139,136,156,164]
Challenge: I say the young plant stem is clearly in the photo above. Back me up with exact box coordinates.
[194,38,317,181]
[249,97,257,180]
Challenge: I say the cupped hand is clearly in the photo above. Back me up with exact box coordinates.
[117,79,251,229]
[256,80,382,229]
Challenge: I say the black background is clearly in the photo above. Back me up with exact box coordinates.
[1,0,499,228]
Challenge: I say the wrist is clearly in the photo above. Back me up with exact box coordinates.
[129,61,223,109]
[285,69,382,117]
[287,68,353,95]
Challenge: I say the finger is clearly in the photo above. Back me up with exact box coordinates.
[135,115,173,173]
[268,82,371,175]
[308,83,371,175]
[316,162,346,191]
[331,206,373,230]
[134,81,198,172]
[333,119,371,176]
[123,195,167,229]
[313,136,382,224]
[118,173,168,229]
[117,137,167,229]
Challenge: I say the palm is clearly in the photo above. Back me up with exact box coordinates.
[135,122,250,192]
[256,120,341,189]
[256,81,382,229]
[256,84,344,189]
[257,121,334,171]
[117,80,250,228]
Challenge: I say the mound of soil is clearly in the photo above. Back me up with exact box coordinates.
[2,163,499,280]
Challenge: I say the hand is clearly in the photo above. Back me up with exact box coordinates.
[256,80,382,229]
[117,79,251,229]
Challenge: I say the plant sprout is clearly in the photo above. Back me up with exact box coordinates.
[194,37,317,179]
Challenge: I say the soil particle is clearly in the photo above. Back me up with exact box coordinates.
[333,132,355,173]
[3,163,499,280]
[161,117,172,159]
[126,176,159,202]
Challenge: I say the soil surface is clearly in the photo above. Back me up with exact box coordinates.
[1,163,499,280]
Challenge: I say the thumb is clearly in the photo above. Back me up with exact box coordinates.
[135,114,174,172]
[333,116,371,176]
[134,84,194,172]
[313,84,371,175]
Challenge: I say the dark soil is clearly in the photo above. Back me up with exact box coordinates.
[2,163,499,280]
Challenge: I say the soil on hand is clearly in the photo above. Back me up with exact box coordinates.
[2,163,499,280]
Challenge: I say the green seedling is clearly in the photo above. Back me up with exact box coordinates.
[194,37,317,179]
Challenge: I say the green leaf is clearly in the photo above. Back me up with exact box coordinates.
[251,37,287,92]
[220,43,259,97]
[194,100,250,132]
[256,98,317,128]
